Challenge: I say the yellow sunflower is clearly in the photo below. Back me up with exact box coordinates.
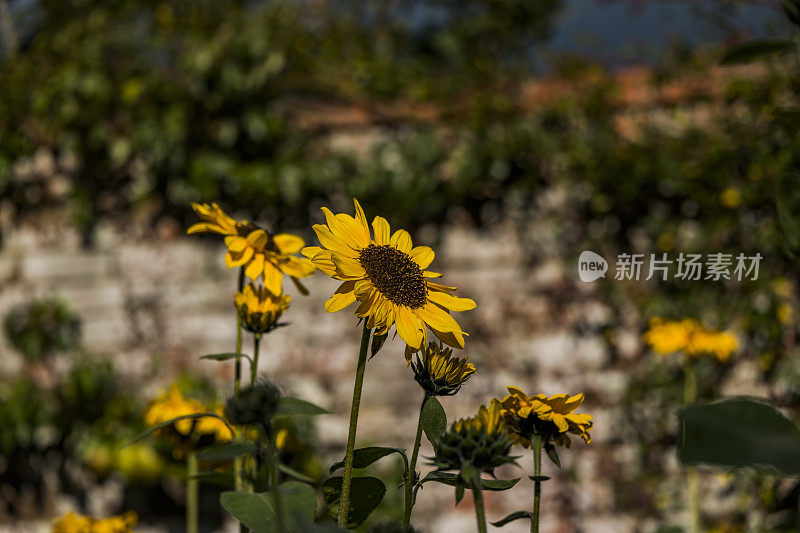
[499,386,593,448]
[643,317,738,363]
[411,341,476,396]
[301,198,476,357]
[53,511,138,533]
[144,385,232,444]
[187,202,315,294]
[234,283,291,334]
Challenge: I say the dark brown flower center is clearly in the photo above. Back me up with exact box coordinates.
[358,244,427,309]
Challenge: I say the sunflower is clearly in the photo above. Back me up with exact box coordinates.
[144,385,232,445]
[499,386,593,448]
[685,328,738,363]
[432,399,514,474]
[53,511,138,533]
[187,202,315,294]
[411,341,476,396]
[301,198,476,356]
[644,317,738,363]
[234,283,291,334]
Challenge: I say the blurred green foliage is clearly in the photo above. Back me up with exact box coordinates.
[3,298,81,361]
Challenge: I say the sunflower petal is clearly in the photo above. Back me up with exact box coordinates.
[245,254,266,280]
[325,282,357,312]
[390,229,412,254]
[372,216,390,245]
[396,306,424,349]
[277,257,317,278]
[274,234,305,254]
[427,290,477,312]
[263,263,283,295]
[410,246,435,269]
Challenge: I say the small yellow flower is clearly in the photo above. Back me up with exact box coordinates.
[685,328,738,363]
[499,386,593,448]
[144,385,232,445]
[53,511,137,533]
[235,283,291,334]
[643,317,696,354]
[187,202,315,294]
[301,198,476,356]
[643,317,738,363]
[411,342,476,396]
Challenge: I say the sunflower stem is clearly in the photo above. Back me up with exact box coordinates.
[267,435,286,533]
[402,393,429,528]
[251,334,261,386]
[186,451,199,533]
[531,435,543,533]
[234,267,246,526]
[472,475,488,533]
[684,362,700,533]
[338,323,372,529]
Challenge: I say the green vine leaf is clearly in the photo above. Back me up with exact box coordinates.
[420,396,447,444]
[328,446,408,474]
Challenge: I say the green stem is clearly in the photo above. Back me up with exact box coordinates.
[532,435,542,533]
[684,362,700,533]
[402,393,429,528]
[472,476,488,533]
[251,334,261,386]
[187,451,199,533]
[267,437,286,533]
[337,324,372,529]
[234,267,245,528]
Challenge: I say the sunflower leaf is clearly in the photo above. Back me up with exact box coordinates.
[200,352,253,365]
[370,332,388,359]
[278,463,316,484]
[198,442,256,461]
[679,397,800,474]
[122,413,231,448]
[419,471,520,491]
[274,397,330,418]
[328,446,408,474]
[455,482,465,505]
[545,443,561,469]
[187,471,236,489]
[322,476,385,528]
[491,511,534,527]
[220,481,316,533]
[420,396,447,444]
[528,475,551,482]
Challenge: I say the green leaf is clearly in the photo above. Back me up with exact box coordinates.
[420,396,447,444]
[322,476,385,528]
[528,475,550,482]
[199,442,256,461]
[679,397,800,475]
[455,482,465,505]
[188,471,235,489]
[122,413,232,448]
[328,446,408,474]
[200,352,252,365]
[220,482,316,533]
[721,40,796,65]
[278,463,316,483]
[419,471,520,491]
[491,511,534,527]
[545,443,561,469]
[370,332,388,358]
[274,397,330,418]
[776,172,800,258]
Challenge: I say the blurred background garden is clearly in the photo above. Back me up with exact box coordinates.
[2,0,800,531]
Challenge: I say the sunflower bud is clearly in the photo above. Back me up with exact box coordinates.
[411,342,476,397]
[431,400,514,475]
[224,380,282,431]
[234,283,290,334]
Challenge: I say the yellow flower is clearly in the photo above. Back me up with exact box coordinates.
[643,317,696,354]
[53,511,137,533]
[235,283,291,334]
[685,328,738,363]
[499,386,593,448]
[720,187,742,208]
[643,317,738,363]
[411,342,476,396]
[454,399,506,436]
[301,198,476,356]
[187,202,315,294]
[144,385,232,444]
